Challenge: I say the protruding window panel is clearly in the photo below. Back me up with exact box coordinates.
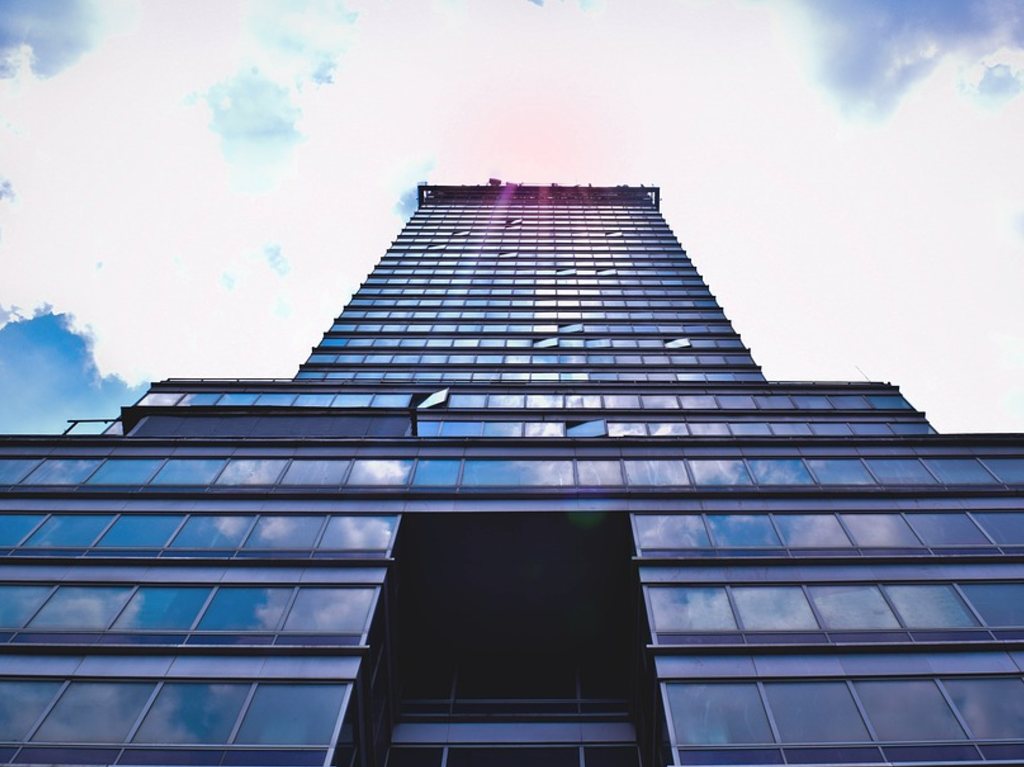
[664,338,690,349]
[417,388,450,409]
[567,420,607,438]
[533,337,559,348]
[667,683,773,745]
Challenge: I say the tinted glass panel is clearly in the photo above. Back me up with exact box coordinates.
[764,682,869,743]
[133,682,249,744]
[0,514,43,545]
[151,460,226,485]
[943,678,1024,739]
[348,459,413,485]
[86,459,163,485]
[197,587,291,631]
[244,516,322,549]
[32,681,155,743]
[234,684,346,745]
[170,516,254,548]
[905,513,988,545]
[0,585,51,627]
[23,459,101,485]
[320,516,396,550]
[412,460,461,486]
[577,460,624,486]
[623,460,687,486]
[774,515,851,547]
[30,585,134,629]
[808,585,900,629]
[689,460,752,486]
[279,460,350,485]
[854,680,966,741]
[983,458,1024,484]
[215,459,287,485]
[732,587,817,630]
[923,459,998,484]
[974,512,1024,544]
[748,460,813,485]
[24,515,113,547]
[97,515,182,548]
[667,683,773,744]
[707,515,780,547]
[462,460,573,486]
[840,514,920,547]
[283,588,375,632]
[807,460,875,485]
[959,583,1024,626]
[0,459,39,484]
[634,515,709,549]
[865,459,936,485]
[885,585,978,628]
[0,680,61,740]
[649,587,736,631]
[114,587,211,630]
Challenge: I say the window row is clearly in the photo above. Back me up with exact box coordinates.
[330,321,728,334]
[358,287,708,299]
[0,512,396,553]
[634,510,1024,552]
[0,583,375,634]
[340,309,728,321]
[320,337,746,351]
[369,272,694,282]
[415,420,932,438]
[647,581,1024,634]
[4,456,1022,488]
[348,298,718,309]
[0,679,346,746]
[667,676,1024,747]
[306,352,747,367]
[298,369,762,383]
[381,258,691,267]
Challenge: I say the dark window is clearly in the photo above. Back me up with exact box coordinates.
[764,682,869,742]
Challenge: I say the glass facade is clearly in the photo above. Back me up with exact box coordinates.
[1,182,1022,766]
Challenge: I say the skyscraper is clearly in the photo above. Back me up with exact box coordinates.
[1,181,1023,767]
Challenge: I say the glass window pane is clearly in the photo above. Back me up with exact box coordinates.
[923,459,998,485]
[283,588,375,632]
[133,682,249,744]
[30,585,133,629]
[0,585,52,627]
[320,516,396,550]
[462,460,573,486]
[97,515,182,548]
[774,515,851,547]
[884,585,978,627]
[244,516,322,549]
[215,459,287,485]
[197,587,291,630]
[23,459,101,485]
[577,460,624,486]
[732,586,817,630]
[943,678,1024,739]
[748,459,813,485]
[24,515,113,547]
[905,513,988,545]
[865,458,936,485]
[170,516,254,548]
[763,682,869,743]
[0,459,40,484]
[348,459,413,485]
[32,681,155,743]
[114,586,211,630]
[807,459,875,485]
[983,458,1024,484]
[840,514,920,547]
[808,585,900,629]
[706,515,780,547]
[86,459,163,485]
[0,680,62,740]
[279,459,349,485]
[634,515,709,549]
[412,460,460,486]
[151,459,226,485]
[959,583,1024,626]
[623,460,687,486]
[649,587,736,631]
[854,680,966,741]
[666,683,773,745]
[0,513,44,545]
[689,460,752,486]
[974,512,1024,544]
[234,684,346,745]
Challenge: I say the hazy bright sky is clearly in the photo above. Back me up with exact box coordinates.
[1,0,1022,434]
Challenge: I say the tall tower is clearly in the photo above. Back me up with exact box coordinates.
[1,183,1023,767]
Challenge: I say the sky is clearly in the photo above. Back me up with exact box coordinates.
[0,0,1022,435]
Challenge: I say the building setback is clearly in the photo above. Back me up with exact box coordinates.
[1,182,1024,767]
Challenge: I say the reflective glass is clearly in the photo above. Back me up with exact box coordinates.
[151,459,226,485]
[706,515,780,547]
[808,585,900,629]
[959,583,1024,626]
[24,515,112,547]
[0,585,51,627]
[854,680,966,741]
[0,680,61,740]
[244,516,322,549]
[764,682,869,743]
[30,585,133,629]
[0,513,43,545]
[634,515,709,549]
[983,458,1024,484]
[943,678,1024,739]
[32,681,154,743]
[348,459,413,485]
[412,460,460,486]
[0,459,39,484]
[133,682,249,744]
[234,684,346,744]
[923,459,998,485]
[372,394,412,408]
[197,587,291,630]
[23,459,101,485]
[885,585,978,627]
[623,460,687,486]
[217,393,258,406]
[974,512,1024,544]
[97,515,182,547]
[667,683,773,744]
[840,514,920,547]
[320,516,396,550]
[649,587,736,631]
[283,587,375,632]
[774,515,851,547]
[807,459,875,485]
[689,460,753,486]
[179,393,221,405]
[732,586,817,630]
[85,459,163,485]
[748,459,813,485]
[462,460,573,486]
[333,393,373,407]
[113,586,210,630]
[279,460,350,485]
[906,513,988,545]
[170,516,254,548]
[577,460,624,486]
[215,459,287,485]
[865,459,936,485]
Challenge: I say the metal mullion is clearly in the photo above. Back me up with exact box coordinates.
[105,583,143,630]
[158,514,191,557]
[226,682,258,745]
[89,514,121,547]
[309,515,331,551]
[933,678,977,740]
[722,585,744,632]
[276,586,303,634]
[12,513,49,547]
[799,584,828,632]
[123,679,164,743]
[754,680,782,745]
[188,585,221,632]
[876,584,911,630]
[20,583,61,629]
[657,681,684,765]
[950,582,989,628]
[22,678,72,741]
[964,510,999,546]
[832,512,859,548]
